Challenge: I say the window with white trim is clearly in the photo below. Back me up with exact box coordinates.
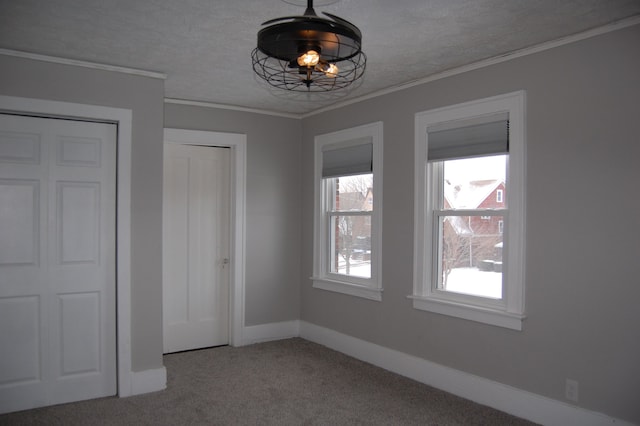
[312,122,383,301]
[413,92,526,330]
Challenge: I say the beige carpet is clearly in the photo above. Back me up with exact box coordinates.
[0,338,536,425]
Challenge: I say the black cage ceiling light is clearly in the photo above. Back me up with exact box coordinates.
[251,0,366,92]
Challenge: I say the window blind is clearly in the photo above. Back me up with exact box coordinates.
[322,139,373,178]
[427,113,509,162]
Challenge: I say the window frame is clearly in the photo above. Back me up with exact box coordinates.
[312,121,383,301]
[412,91,526,330]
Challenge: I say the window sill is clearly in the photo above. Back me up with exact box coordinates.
[312,277,382,301]
[408,295,524,330]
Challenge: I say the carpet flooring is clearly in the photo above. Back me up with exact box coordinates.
[0,338,537,425]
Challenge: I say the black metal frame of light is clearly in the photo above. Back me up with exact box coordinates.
[251,0,366,92]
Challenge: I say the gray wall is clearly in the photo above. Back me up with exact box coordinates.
[0,56,303,369]
[164,105,302,326]
[300,24,640,423]
[0,56,302,372]
[0,55,165,372]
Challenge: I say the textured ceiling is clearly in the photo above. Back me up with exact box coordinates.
[1,0,639,115]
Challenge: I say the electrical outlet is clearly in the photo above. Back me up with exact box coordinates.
[565,379,579,402]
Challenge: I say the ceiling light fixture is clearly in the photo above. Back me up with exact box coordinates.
[251,0,366,92]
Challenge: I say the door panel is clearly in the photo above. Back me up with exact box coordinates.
[58,292,101,376]
[0,129,41,164]
[57,182,100,264]
[0,296,41,384]
[0,114,116,413]
[163,143,230,353]
[0,179,39,265]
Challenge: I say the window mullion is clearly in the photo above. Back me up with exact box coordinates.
[328,210,372,216]
[435,209,507,216]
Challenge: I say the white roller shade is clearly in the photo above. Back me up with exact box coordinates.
[322,138,373,178]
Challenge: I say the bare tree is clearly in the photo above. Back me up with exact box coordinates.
[441,219,471,287]
[336,215,354,274]
[338,175,372,200]
[441,216,503,286]
[334,174,373,275]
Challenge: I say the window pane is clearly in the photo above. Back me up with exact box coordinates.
[331,174,373,212]
[438,215,503,299]
[443,155,506,210]
[330,214,371,278]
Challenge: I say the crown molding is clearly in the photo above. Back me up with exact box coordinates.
[3,14,637,119]
[164,98,301,119]
[301,15,640,118]
[0,48,167,80]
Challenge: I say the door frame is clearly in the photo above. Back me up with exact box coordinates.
[0,95,136,397]
[164,128,246,347]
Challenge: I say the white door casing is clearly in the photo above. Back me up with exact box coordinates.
[163,144,230,353]
[0,113,116,413]
[0,95,145,401]
[0,95,247,411]
[163,128,246,348]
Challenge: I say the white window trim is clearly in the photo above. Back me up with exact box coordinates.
[312,121,383,301]
[412,91,526,330]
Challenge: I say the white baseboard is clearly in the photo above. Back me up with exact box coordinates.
[242,320,300,345]
[127,367,167,396]
[299,321,632,426]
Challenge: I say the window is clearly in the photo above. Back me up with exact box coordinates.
[312,122,383,301]
[413,92,526,330]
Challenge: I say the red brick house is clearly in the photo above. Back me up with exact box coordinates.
[443,179,505,269]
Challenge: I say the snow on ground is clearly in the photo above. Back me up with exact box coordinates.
[337,261,502,299]
[445,267,502,299]
[336,258,371,278]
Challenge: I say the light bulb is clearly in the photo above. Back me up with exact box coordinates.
[297,50,320,67]
[324,63,339,78]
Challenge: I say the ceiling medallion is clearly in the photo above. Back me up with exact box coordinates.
[251,0,366,92]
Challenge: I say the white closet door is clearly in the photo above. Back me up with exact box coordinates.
[163,143,230,353]
[0,114,116,413]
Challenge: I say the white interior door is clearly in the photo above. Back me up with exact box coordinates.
[0,113,117,413]
[163,143,230,353]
